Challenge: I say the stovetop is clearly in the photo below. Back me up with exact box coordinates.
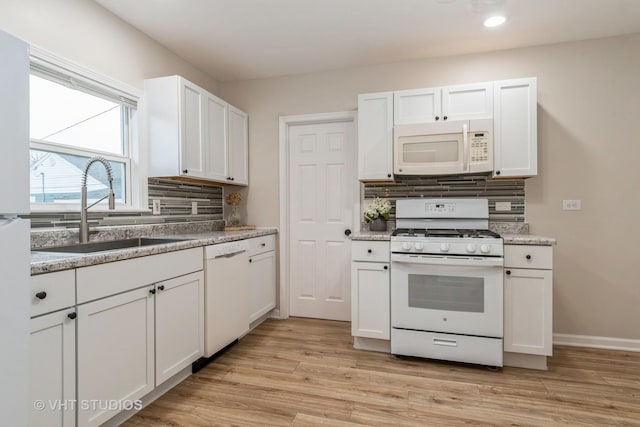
[391,228,501,239]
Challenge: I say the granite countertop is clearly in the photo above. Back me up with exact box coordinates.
[351,230,392,241]
[31,228,278,275]
[501,234,556,246]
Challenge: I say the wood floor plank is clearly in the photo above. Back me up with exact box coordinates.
[125,318,640,427]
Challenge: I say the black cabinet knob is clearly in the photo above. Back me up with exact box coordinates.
[384,265,388,270]
[182,169,188,174]
[344,229,352,236]
[506,270,511,275]
[435,116,440,121]
[249,258,253,263]
[443,115,448,120]
[367,249,372,254]
[67,312,77,320]
[387,173,392,178]
[526,254,532,260]
[261,243,266,247]
[35,291,47,300]
[157,285,165,291]
[149,289,156,295]
[495,171,501,176]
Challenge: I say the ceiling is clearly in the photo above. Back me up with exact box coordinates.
[95,0,640,82]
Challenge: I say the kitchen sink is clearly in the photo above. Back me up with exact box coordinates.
[33,237,189,254]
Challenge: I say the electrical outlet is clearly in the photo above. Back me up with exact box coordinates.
[495,202,511,212]
[152,199,161,215]
[191,201,198,215]
[562,200,582,211]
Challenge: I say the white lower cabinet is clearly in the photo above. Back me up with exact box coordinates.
[247,235,277,324]
[503,244,553,369]
[155,271,204,385]
[29,309,76,427]
[350,241,391,342]
[351,261,390,339]
[77,286,155,427]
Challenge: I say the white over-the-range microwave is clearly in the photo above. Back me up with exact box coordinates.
[394,118,493,176]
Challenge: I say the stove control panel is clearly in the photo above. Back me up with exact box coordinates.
[391,238,503,257]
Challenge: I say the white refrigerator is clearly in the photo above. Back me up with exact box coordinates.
[0,30,31,427]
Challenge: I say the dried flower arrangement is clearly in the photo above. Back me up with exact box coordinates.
[225,192,242,206]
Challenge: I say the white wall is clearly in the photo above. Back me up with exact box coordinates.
[0,0,219,94]
[220,34,640,341]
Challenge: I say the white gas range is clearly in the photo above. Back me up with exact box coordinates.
[390,198,504,367]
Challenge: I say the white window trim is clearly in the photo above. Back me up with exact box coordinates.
[28,46,149,213]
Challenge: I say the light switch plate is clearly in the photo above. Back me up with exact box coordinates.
[191,201,198,215]
[562,199,582,211]
[152,200,161,215]
[495,202,511,212]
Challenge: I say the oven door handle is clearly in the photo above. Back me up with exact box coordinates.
[391,254,504,268]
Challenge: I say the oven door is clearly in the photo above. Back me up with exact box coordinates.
[391,253,503,338]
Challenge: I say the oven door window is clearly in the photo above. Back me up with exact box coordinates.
[408,274,484,313]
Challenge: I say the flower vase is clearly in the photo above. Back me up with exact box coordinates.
[227,205,241,227]
[368,218,387,232]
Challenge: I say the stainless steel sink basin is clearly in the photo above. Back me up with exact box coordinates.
[34,237,189,254]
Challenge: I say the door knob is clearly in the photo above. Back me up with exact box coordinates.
[344,229,352,236]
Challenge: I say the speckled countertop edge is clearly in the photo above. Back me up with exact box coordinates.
[501,234,556,246]
[351,231,392,241]
[31,228,278,275]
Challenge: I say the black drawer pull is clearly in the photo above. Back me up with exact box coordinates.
[149,289,156,295]
[35,291,47,300]
[384,265,388,270]
[367,249,372,254]
[67,312,77,320]
[506,270,511,275]
[526,254,532,260]
[157,285,165,291]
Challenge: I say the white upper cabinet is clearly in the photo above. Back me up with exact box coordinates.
[228,105,249,185]
[394,87,441,124]
[204,93,229,182]
[394,82,492,124]
[180,80,206,178]
[493,78,537,178]
[146,75,248,186]
[358,92,394,181]
[442,82,494,121]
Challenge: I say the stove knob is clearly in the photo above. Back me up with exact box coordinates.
[466,244,477,253]
[440,243,450,252]
[401,242,412,251]
[480,244,490,254]
[415,243,424,251]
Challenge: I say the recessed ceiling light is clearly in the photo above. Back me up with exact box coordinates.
[483,15,506,28]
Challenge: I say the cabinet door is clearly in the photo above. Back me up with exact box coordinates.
[248,251,277,323]
[493,78,537,178]
[204,94,228,182]
[30,310,76,427]
[357,92,394,181]
[155,271,204,386]
[179,79,206,178]
[77,287,154,427]
[351,262,390,339]
[394,87,441,124]
[504,268,552,356]
[442,82,493,121]
[228,105,249,185]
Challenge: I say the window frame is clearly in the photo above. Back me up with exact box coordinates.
[28,47,147,212]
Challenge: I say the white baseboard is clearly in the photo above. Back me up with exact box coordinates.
[553,333,640,352]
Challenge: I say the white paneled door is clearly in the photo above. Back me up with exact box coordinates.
[289,120,355,321]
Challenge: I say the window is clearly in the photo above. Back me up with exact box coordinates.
[29,54,139,209]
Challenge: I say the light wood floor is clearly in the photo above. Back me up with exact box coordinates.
[125,318,640,426]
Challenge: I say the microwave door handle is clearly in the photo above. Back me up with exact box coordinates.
[462,123,469,172]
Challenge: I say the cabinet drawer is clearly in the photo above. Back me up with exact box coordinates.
[248,234,276,256]
[504,245,552,270]
[77,248,203,304]
[352,241,390,262]
[30,270,75,317]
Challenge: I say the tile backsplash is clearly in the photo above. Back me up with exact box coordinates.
[25,178,224,228]
[363,173,525,222]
